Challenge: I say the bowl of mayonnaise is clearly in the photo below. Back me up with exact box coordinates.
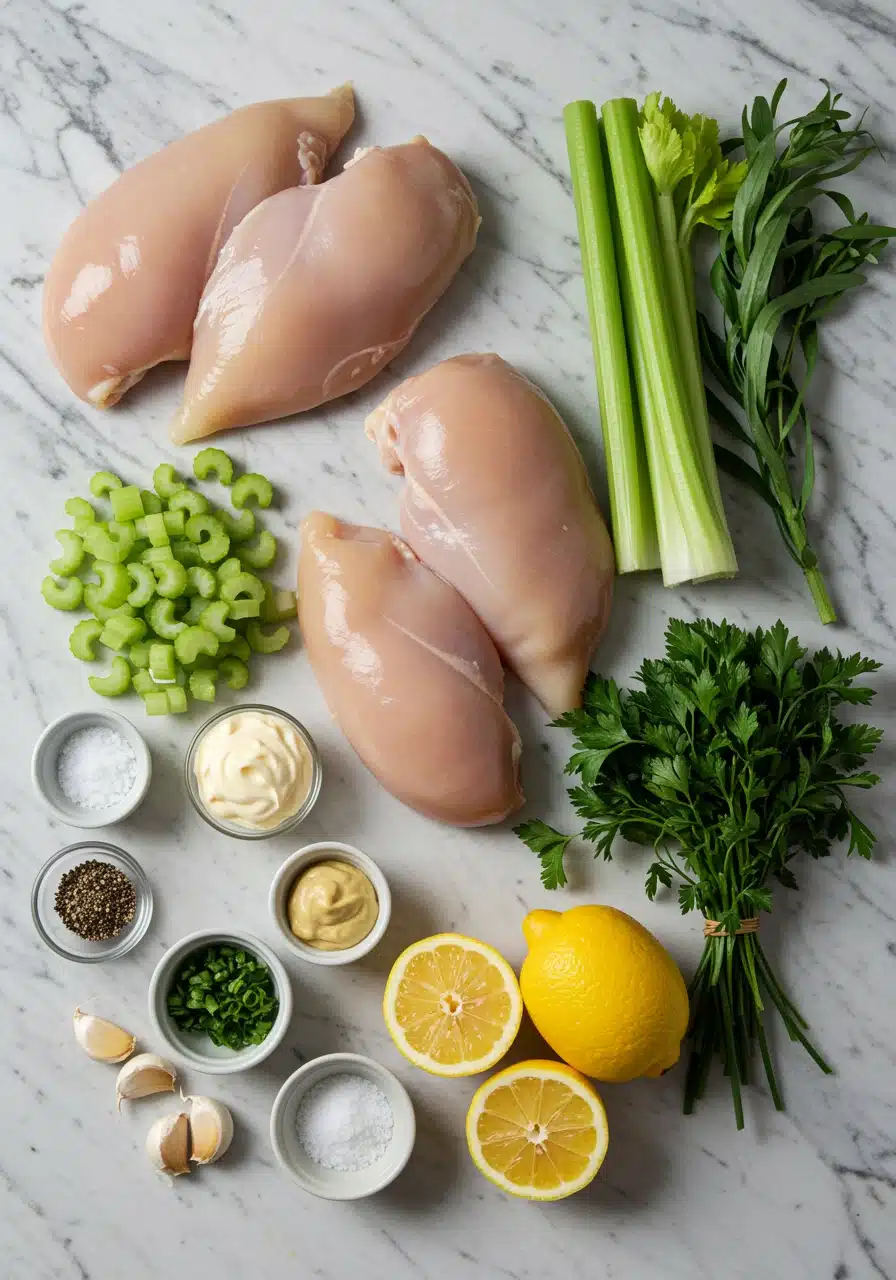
[185,704,322,840]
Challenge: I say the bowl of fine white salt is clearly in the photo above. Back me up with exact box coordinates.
[270,1053,416,1199]
[31,709,152,828]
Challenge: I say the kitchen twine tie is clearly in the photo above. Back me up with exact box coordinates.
[703,916,760,938]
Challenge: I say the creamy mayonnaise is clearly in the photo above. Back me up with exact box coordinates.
[195,710,313,831]
[287,859,378,950]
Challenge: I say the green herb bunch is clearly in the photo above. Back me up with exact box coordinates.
[517,618,882,1127]
[700,80,896,623]
[167,944,279,1050]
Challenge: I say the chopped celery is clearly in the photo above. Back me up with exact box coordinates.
[50,529,85,576]
[89,470,122,498]
[83,521,136,563]
[200,601,235,642]
[189,669,218,702]
[84,586,136,622]
[99,614,146,650]
[167,686,188,714]
[219,656,250,690]
[221,636,251,662]
[149,642,177,683]
[162,509,187,536]
[141,545,177,565]
[93,560,130,607]
[232,473,273,509]
[110,485,145,523]
[218,508,255,543]
[183,595,210,625]
[127,562,156,608]
[184,566,217,598]
[228,599,261,620]
[217,557,242,583]
[42,575,83,611]
[221,571,265,612]
[142,690,170,716]
[130,641,152,669]
[133,669,161,697]
[140,489,163,515]
[185,514,229,564]
[247,620,290,654]
[69,618,103,661]
[170,538,201,565]
[153,463,185,500]
[65,497,95,527]
[174,626,219,665]
[153,559,188,599]
[137,512,170,547]
[88,656,131,697]
[146,597,186,639]
[238,530,276,570]
[193,447,234,485]
[262,586,298,622]
[168,489,209,518]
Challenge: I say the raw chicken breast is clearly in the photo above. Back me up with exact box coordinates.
[366,354,615,716]
[43,86,355,407]
[299,512,522,827]
[171,138,479,442]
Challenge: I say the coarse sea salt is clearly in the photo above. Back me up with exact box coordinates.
[295,1073,394,1172]
[56,726,138,811]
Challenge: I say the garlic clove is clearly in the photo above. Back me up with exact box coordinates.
[115,1052,177,1110]
[185,1095,234,1165]
[146,1112,191,1177]
[72,1008,136,1063]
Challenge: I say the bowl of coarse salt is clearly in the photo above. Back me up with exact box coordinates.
[31,709,152,828]
[270,1053,416,1199]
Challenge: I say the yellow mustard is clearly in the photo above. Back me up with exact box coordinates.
[287,859,378,950]
[195,709,313,831]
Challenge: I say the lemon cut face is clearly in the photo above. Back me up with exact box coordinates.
[383,933,523,1077]
[466,1060,609,1201]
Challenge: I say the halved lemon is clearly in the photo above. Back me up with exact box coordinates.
[466,1060,609,1200]
[383,933,522,1077]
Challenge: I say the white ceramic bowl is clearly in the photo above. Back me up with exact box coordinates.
[31,709,152,828]
[269,842,391,966]
[148,929,293,1075]
[270,1053,415,1199]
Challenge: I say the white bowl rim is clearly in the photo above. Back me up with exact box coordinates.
[268,842,391,966]
[148,927,293,1074]
[270,1051,416,1199]
[31,708,152,829]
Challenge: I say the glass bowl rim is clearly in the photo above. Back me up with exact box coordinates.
[31,840,154,962]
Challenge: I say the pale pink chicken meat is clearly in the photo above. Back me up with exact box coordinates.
[299,512,523,827]
[366,354,615,716]
[43,86,355,407]
[170,138,479,442]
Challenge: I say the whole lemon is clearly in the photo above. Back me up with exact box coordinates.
[520,905,689,1083]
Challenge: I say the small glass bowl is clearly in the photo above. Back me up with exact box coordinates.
[31,842,153,962]
[184,704,322,841]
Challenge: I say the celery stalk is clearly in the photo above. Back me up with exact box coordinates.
[601,98,737,584]
[564,101,658,573]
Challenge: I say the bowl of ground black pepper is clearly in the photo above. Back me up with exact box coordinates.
[31,842,153,962]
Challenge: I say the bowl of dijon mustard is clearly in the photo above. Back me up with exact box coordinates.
[269,842,391,966]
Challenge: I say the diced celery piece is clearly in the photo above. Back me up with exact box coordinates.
[110,485,144,523]
[227,599,261,620]
[146,597,186,639]
[89,470,122,498]
[88,656,131,697]
[65,497,95,526]
[189,669,218,702]
[247,621,290,654]
[149,642,177,683]
[141,545,177,566]
[217,557,242,583]
[82,521,136,563]
[93,560,130,607]
[167,489,209,518]
[174,626,219,664]
[140,489,163,515]
[166,686,188,714]
[69,618,103,661]
[42,575,83,611]
[220,571,265,608]
[231,473,273,510]
[183,595,210,625]
[162,509,187,536]
[130,539,150,559]
[142,690,170,716]
[185,514,230,565]
[129,641,152,669]
[84,585,136,622]
[170,538,201,566]
[200,601,235,642]
[127,562,156,608]
[141,512,170,547]
[153,463,185,500]
[50,529,85,576]
[193,447,234,485]
[153,559,188,599]
[238,530,276,570]
[219,656,249,690]
[218,508,255,543]
[184,566,217,599]
[133,669,160,697]
[99,614,146,650]
[221,635,251,662]
[262,586,297,622]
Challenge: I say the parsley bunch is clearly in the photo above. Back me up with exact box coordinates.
[517,618,882,1127]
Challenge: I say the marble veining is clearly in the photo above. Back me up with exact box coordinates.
[1,0,895,1277]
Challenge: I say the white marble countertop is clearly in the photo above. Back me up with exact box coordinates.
[2,0,895,1277]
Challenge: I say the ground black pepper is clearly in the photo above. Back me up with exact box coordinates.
[54,860,137,941]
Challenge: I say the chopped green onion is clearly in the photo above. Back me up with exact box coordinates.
[89,470,122,498]
[99,614,146,651]
[88,656,131,697]
[168,489,209,518]
[174,626,219,665]
[200,601,235,642]
[218,656,250,690]
[93,561,130,608]
[65,497,95,527]
[218,508,255,543]
[238,530,276,570]
[153,463,185,500]
[110,485,145,523]
[246,620,290,654]
[152,559,188,599]
[149,642,177,683]
[83,587,136,622]
[162,509,187,536]
[69,618,103,661]
[185,566,217,598]
[129,641,152,669]
[146,598,187,639]
[262,586,298,622]
[49,529,85,577]
[140,489,163,515]
[189,669,218,702]
[127,562,156,608]
[142,690,170,716]
[231,473,273,510]
[42,575,84,611]
[193,448,234,485]
[82,521,136,564]
[186,514,230,564]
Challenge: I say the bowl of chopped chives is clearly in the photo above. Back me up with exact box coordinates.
[148,929,293,1074]
[31,709,152,828]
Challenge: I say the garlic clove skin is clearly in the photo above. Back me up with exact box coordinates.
[116,1052,177,1110]
[185,1095,234,1165]
[72,1008,136,1063]
[146,1112,191,1177]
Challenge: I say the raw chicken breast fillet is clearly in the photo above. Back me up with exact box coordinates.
[43,86,355,407]
[366,354,615,715]
[299,512,522,827]
[171,138,479,442]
